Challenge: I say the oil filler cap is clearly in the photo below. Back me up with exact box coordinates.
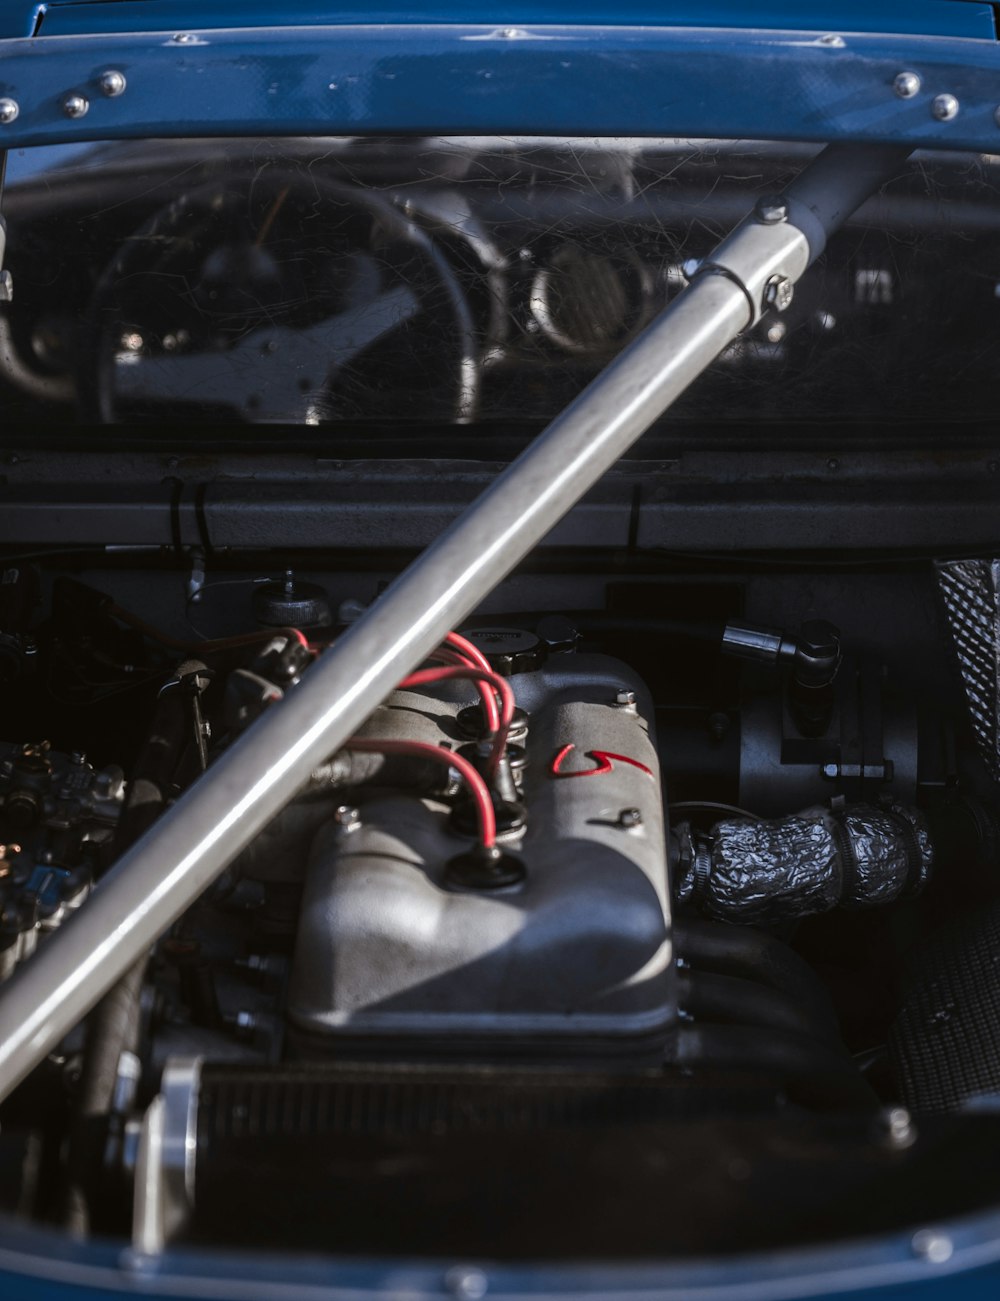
[462,627,546,677]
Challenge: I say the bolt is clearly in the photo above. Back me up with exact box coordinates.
[827,457,840,471]
[932,93,959,122]
[884,1105,917,1149]
[62,95,89,120]
[0,98,19,124]
[172,32,198,43]
[681,258,701,280]
[817,33,845,47]
[893,71,921,100]
[333,805,360,831]
[765,321,786,344]
[821,762,840,780]
[614,689,637,711]
[498,27,520,39]
[911,1229,953,1264]
[754,195,787,225]
[618,808,643,829]
[764,275,794,312]
[284,568,295,595]
[99,70,126,98]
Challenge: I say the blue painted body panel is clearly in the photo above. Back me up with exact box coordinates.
[0,25,998,150]
[1,5,1000,1301]
[31,0,1000,39]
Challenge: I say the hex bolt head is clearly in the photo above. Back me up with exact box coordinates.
[764,275,794,312]
[618,808,643,829]
[62,95,89,120]
[99,70,127,98]
[893,71,921,99]
[754,195,788,225]
[614,689,638,711]
[0,98,19,124]
[333,805,361,831]
[931,93,959,122]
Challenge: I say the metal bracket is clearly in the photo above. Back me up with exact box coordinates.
[695,201,810,326]
[132,1056,201,1255]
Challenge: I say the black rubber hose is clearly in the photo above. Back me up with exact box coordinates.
[677,969,842,1049]
[676,1024,876,1111]
[674,919,840,1034]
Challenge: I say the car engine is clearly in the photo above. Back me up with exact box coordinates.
[3,133,1000,1265]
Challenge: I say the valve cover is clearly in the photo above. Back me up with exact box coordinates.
[287,653,674,1061]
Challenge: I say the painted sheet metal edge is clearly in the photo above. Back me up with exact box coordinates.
[29,0,1000,41]
[0,26,996,150]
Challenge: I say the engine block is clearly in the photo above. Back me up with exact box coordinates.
[287,653,675,1061]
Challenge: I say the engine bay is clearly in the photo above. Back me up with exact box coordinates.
[3,133,1000,1266]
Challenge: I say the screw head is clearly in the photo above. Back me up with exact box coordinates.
[0,98,18,124]
[62,94,89,120]
[893,71,921,99]
[754,195,787,225]
[614,689,638,710]
[618,808,643,829]
[764,275,794,312]
[99,70,126,98]
[932,93,959,122]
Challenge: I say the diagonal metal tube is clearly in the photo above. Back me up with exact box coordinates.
[0,142,908,1101]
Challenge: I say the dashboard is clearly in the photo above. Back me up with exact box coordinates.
[1,136,998,434]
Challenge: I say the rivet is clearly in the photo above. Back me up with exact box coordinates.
[99,70,126,98]
[911,1229,953,1264]
[931,93,959,122]
[0,98,18,124]
[893,71,921,99]
[62,94,89,120]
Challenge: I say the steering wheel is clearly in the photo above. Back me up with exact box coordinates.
[79,167,480,425]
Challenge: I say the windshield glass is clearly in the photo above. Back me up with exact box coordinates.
[2,136,996,442]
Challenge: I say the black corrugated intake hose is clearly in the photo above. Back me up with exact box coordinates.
[673,919,840,1035]
[675,1025,876,1111]
[677,969,842,1049]
[65,660,210,1234]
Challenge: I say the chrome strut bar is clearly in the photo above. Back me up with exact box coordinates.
[0,142,908,1101]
